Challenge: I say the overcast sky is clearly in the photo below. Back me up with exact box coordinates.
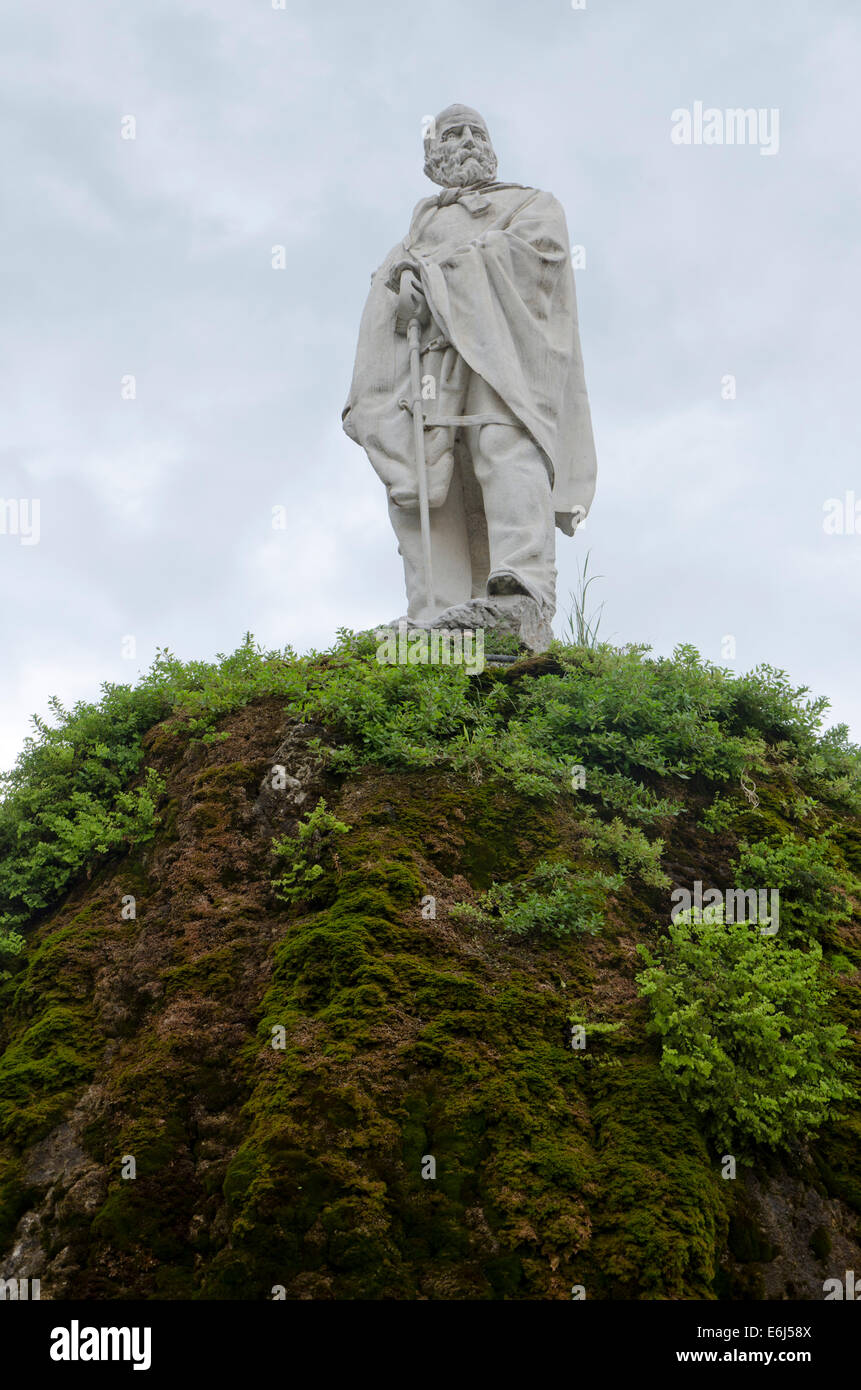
[2,0,859,772]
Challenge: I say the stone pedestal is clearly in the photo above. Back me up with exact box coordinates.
[433,594,553,654]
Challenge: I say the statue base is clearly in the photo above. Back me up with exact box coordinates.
[432,595,553,654]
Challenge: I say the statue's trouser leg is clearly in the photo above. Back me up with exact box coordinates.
[463,374,557,618]
[387,480,472,624]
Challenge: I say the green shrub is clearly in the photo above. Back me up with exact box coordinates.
[0,633,294,934]
[271,800,352,906]
[0,767,164,933]
[582,768,681,824]
[567,1014,624,1042]
[731,832,852,945]
[270,639,858,842]
[580,814,670,889]
[3,630,858,940]
[0,927,24,982]
[828,954,855,977]
[636,907,855,1151]
[701,793,743,834]
[450,859,622,938]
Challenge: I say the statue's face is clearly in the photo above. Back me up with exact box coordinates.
[425,120,498,188]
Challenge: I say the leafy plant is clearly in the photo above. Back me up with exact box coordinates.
[0,633,296,935]
[828,954,855,977]
[2,630,858,942]
[270,799,352,906]
[450,859,622,938]
[481,631,523,659]
[580,813,670,889]
[636,907,855,1151]
[0,925,24,983]
[583,768,681,824]
[701,792,742,834]
[567,1014,625,1042]
[0,766,164,933]
[731,832,852,945]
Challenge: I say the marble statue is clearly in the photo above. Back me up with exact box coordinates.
[342,103,597,651]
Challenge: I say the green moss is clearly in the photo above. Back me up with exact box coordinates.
[201,781,735,1299]
[161,797,181,840]
[576,1057,729,1299]
[0,1004,100,1147]
[14,919,126,1012]
[90,1176,197,1279]
[195,790,604,1296]
[0,634,857,1299]
[195,762,259,792]
[0,1154,31,1252]
[191,805,223,831]
[810,1225,831,1261]
[81,1031,242,1283]
[163,947,239,1001]
[815,1116,861,1212]
[727,1200,778,1264]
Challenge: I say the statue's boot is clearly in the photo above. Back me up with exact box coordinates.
[487,568,542,605]
[382,615,431,629]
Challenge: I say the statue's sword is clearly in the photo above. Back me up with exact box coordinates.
[394,266,435,613]
[405,315,435,613]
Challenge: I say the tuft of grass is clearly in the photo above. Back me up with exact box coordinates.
[563,549,605,648]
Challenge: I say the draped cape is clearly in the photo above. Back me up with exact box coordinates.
[342,183,597,534]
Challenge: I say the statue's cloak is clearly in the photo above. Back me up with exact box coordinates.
[342,183,597,534]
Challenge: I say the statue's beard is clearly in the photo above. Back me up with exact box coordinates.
[424,140,498,188]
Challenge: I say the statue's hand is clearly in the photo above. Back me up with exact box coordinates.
[394,268,431,336]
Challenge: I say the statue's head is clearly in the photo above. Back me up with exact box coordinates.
[424,104,498,188]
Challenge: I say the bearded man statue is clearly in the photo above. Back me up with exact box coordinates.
[342,103,597,651]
